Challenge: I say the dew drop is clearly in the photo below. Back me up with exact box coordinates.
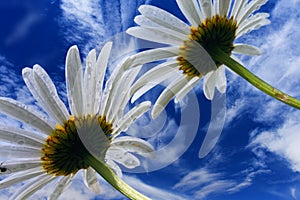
[17,140,25,145]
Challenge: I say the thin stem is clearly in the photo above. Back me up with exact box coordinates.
[212,47,300,109]
[86,154,151,200]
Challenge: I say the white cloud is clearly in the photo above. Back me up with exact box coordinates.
[223,0,300,175]
[195,180,235,199]
[4,2,44,46]
[291,187,297,200]
[226,0,300,119]
[5,12,41,46]
[0,57,21,97]
[172,168,230,199]
[172,166,268,200]
[228,169,271,193]
[60,0,106,53]
[124,175,188,200]
[173,168,222,190]
[59,0,149,56]
[250,116,300,172]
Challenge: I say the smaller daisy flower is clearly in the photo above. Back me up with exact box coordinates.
[0,42,153,200]
[126,0,270,118]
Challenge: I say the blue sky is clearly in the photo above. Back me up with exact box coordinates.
[0,0,300,199]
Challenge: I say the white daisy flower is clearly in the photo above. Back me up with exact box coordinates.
[0,42,154,200]
[127,0,270,118]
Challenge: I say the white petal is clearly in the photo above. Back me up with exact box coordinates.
[11,174,55,200]
[0,167,44,189]
[175,77,200,103]
[151,75,191,119]
[93,42,113,114]
[203,70,218,100]
[130,60,179,101]
[109,66,142,122]
[176,0,203,26]
[105,159,123,177]
[126,27,184,46]
[215,65,227,94]
[230,0,246,20]
[111,136,155,158]
[237,13,270,38]
[219,0,231,16]
[49,175,74,200]
[0,125,45,148]
[23,66,69,125]
[138,5,190,35]
[33,65,69,123]
[199,91,226,158]
[134,15,161,28]
[198,0,212,19]
[0,97,54,134]
[212,0,219,16]
[204,66,226,98]
[106,147,140,169]
[83,49,97,114]
[233,43,261,56]
[131,83,157,104]
[0,145,41,158]
[0,158,41,175]
[112,101,151,136]
[83,167,100,193]
[117,67,143,119]
[129,47,179,68]
[99,57,131,116]
[236,0,268,25]
[66,45,83,116]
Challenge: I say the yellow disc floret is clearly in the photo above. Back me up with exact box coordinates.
[41,115,113,176]
[177,15,238,78]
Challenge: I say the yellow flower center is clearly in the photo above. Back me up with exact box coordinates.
[177,15,238,78]
[41,115,113,176]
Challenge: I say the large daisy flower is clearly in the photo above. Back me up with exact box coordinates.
[0,42,154,199]
[127,0,270,118]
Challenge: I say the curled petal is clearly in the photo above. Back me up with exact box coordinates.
[233,43,261,56]
[106,147,140,169]
[111,136,155,158]
[83,167,100,194]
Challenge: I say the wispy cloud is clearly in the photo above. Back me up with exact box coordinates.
[226,0,300,123]
[124,175,188,200]
[228,169,271,193]
[59,0,149,55]
[172,168,231,199]
[172,165,269,199]
[249,114,300,172]
[0,56,22,98]
[223,0,300,176]
[4,2,44,46]
[173,168,223,190]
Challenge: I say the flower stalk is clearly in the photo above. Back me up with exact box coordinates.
[86,154,151,200]
[211,47,300,109]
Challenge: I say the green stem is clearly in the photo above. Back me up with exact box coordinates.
[212,47,300,110]
[86,154,151,200]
